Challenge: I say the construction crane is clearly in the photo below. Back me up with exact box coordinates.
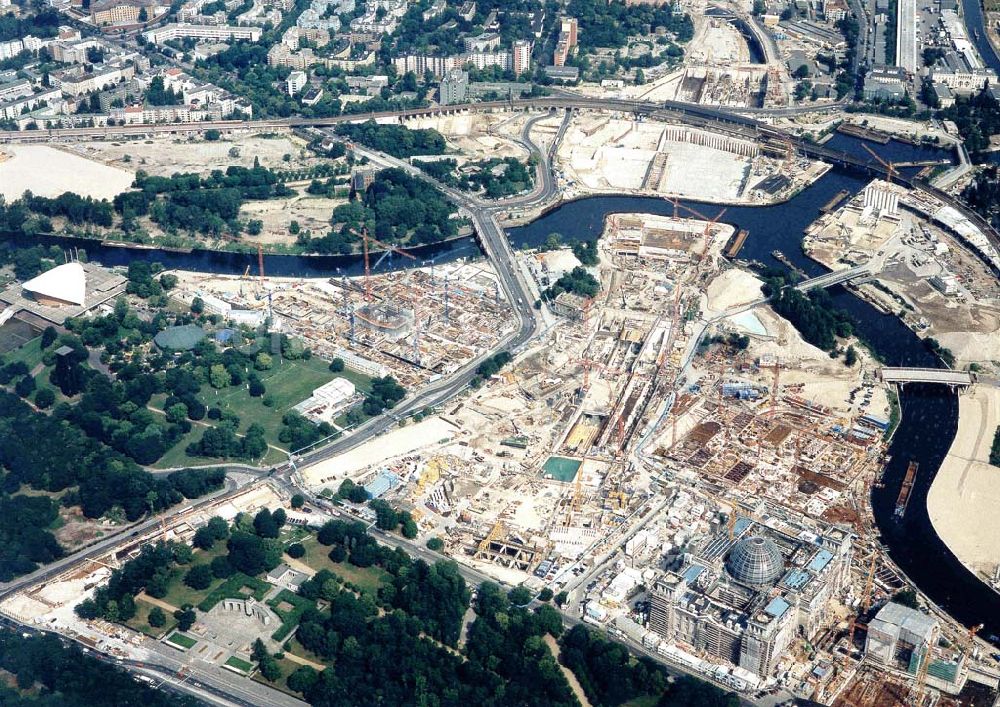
[474,520,505,559]
[915,624,939,702]
[257,244,265,284]
[347,227,417,302]
[564,457,587,527]
[848,551,878,650]
[862,144,899,183]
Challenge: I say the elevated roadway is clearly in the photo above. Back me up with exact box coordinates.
[880,367,974,386]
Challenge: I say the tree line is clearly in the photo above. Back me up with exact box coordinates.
[0,630,201,707]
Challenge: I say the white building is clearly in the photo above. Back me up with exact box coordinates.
[286,70,307,95]
[293,377,357,423]
[142,23,262,45]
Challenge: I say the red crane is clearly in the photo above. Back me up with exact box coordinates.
[348,227,417,301]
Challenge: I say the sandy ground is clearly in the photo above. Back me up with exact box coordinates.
[559,118,752,201]
[745,307,890,417]
[63,134,318,176]
[0,145,135,201]
[686,18,751,65]
[403,113,528,161]
[705,268,765,313]
[240,192,345,244]
[303,417,459,488]
[927,384,1000,580]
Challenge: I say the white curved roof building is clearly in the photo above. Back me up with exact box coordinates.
[22,262,87,306]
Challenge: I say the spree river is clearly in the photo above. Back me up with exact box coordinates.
[507,169,1000,640]
[3,137,998,639]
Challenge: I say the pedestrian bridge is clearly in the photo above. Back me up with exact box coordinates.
[880,367,974,386]
[793,264,872,292]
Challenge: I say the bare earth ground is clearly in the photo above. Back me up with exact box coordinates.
[62,133,319,177]
[926,385,1000,581]
[0,144,134,201]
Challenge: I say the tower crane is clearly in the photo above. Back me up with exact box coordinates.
[862,144,899,183]
[346,227,417,302]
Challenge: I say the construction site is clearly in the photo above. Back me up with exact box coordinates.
[555,116,829,203]
[803,178,1000,372]
[170,252,515,390]
[286,192,1000,701]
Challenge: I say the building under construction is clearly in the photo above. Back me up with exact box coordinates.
[649,507,852,679]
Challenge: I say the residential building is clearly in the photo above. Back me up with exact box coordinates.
[90,0,164,25]
[301,86,323,105]
[543,65,579,81]
[512,39,532,76]
[142,23,262,45]
[286,69,307,95]
[439,68,469,105]
[457,0,476,21]
[463,32,500,52]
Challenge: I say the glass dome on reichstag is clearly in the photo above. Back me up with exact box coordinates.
[726,535,784,587]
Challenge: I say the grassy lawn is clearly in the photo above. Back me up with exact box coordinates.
[252,656,308,697]
[198,572,272,612]
[286,637,324,660]
[266,589,315,642]
[165,632,197,650]
[150,356,368,469]
[126,598,176,638]
[5,336,45,370]
[297,537,390,596]
[224,656,254,673]
[160,568,224,611]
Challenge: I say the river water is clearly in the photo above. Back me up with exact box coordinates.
[506,167,1000,640]
[4,136,998,638]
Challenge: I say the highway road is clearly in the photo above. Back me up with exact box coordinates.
[0,475,248,600]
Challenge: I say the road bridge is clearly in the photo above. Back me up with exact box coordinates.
[880,367,974,386]
[793,264,873,291]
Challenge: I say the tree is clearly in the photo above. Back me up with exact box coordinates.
[892,588,919,609]
[253,508,280,538]
[254,352,272,370]
[844,344,858,367]
[148,606,166,627]
[287,542,305,558]
[635,68,645,85]
[33,387,55,409]
[248,378,266,397]
[190,297,204,314]
[328,357,345,372]
[209,364,231,389]
[426,536,444,551]
[539,587,554,602]
[554,591,569,607]
[174,606,197,631]
[184,564,213,590]
[204,129,221,141]
[286,665,318,694]
[509,585,533,606]
[210,555,234,578]
[290,494,305,509]
[41,326,58,348]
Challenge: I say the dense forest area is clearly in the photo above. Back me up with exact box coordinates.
[300,167,458,253]
[560,624,739,707]
[414,157,535,199]
[335,121,448,159]
[0,631,200,707]
[939,87,1000,156]
[566,0,693,51]
[544,266,601,300]
[760,272,853,351]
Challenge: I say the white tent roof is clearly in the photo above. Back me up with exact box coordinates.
[22,262,86,306]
